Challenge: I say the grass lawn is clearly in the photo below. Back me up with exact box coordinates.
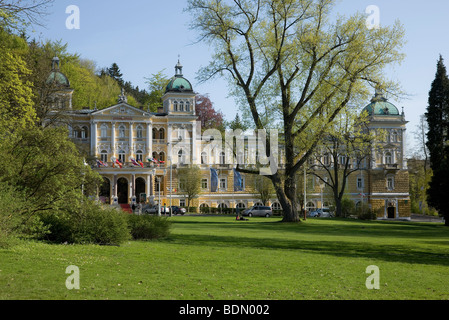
[0,216,448,300]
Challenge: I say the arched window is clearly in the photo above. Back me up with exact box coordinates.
[159,128,165,140]
[201,152,208,165]
[136,150,143,162]
[119,125,126,138]
[306,201,316,212]
[179,101,184,111]
[173,101,178,112]
[152,151,159,161]
[271,202,281,210]
[152,128,158,140]
[323,154,330,166]
[386,175,395,190]
[385,152,393,164]
[218,203,228,209]
[236,202,246,209]
[136,125,143,139]
[101,124,108,138]
[81,126,88,139]
[219,152,226,165]
[178,149,185,164]
[185,101,190,112]
[392,131,398,142]
[72,126,79,139]
[159,152,165,162]
[118,150,126,163]
[100,150,108,163]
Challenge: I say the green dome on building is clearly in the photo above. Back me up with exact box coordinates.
[165,59,193,93]
[363,88,399,116]
[46,57,71,88]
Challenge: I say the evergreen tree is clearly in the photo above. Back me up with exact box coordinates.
[107,62,124,86]
[425,55,449,226]
[228,113,248,131]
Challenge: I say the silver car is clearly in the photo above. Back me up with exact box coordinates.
[243,206,272,217]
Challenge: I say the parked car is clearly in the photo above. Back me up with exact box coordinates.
[143,205,170,214]
[171,206,186,215]
[242,206,272,217]
[308,208,334,218]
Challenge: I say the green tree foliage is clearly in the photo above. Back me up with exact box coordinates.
[0,126,103,216]
[307,108,380,217]
[425,55,449,225]
[107,62,123,85]
[187,0,405,222]
[144,70,170,112]
[177,165,202,209]
[227,113,248,131]
[0,28,36,131]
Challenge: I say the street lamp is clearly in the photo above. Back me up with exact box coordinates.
[151,168,161,216]
[168,155,172,217]
[317,177,325,215]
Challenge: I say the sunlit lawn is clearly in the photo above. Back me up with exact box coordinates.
[1,216,448,300]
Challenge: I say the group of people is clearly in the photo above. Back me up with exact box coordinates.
[235,207,248,221]
[131,203,142,214]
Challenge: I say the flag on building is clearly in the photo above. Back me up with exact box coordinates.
[115,159,122,168]
[130,157,140,167]
[96,160,108,167]
[233,169,243,192]
[210,168,218,192]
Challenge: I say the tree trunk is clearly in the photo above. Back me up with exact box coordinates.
[271,174,301,222]
[335,197,343,217]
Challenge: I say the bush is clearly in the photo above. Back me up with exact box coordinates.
[341,198,356,217]
[356,203,377,220]
[0,184,49,247]
[127,214,171,240]
[40,200,131,245]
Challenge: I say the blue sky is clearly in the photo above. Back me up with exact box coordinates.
[31,0,449,152]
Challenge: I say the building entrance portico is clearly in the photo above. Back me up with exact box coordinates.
[117,177,129,204]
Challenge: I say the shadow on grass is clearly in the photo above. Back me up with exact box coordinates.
[169,218,449,266]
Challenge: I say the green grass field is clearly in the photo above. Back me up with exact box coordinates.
[1,216,448,300]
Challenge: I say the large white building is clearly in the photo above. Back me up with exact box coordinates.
[48,58,410,218]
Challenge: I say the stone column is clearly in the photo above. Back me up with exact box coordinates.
[129,122,134,159]
[111,122,116,159]
[191,122,197,165]
[146,123,152,160]
[167,124,173,161]
[91,121,97,157]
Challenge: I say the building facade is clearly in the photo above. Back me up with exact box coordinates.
[50,58,410,218]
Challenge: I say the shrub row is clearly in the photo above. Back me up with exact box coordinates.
[38,200,171,245]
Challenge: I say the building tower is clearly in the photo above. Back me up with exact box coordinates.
[363,89,410,219]
[46,56,74,110]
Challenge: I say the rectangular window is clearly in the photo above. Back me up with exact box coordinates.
[219,178,227,190]
[201,178,208,189]
[357,177,363,189]
[180,199,186,207]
